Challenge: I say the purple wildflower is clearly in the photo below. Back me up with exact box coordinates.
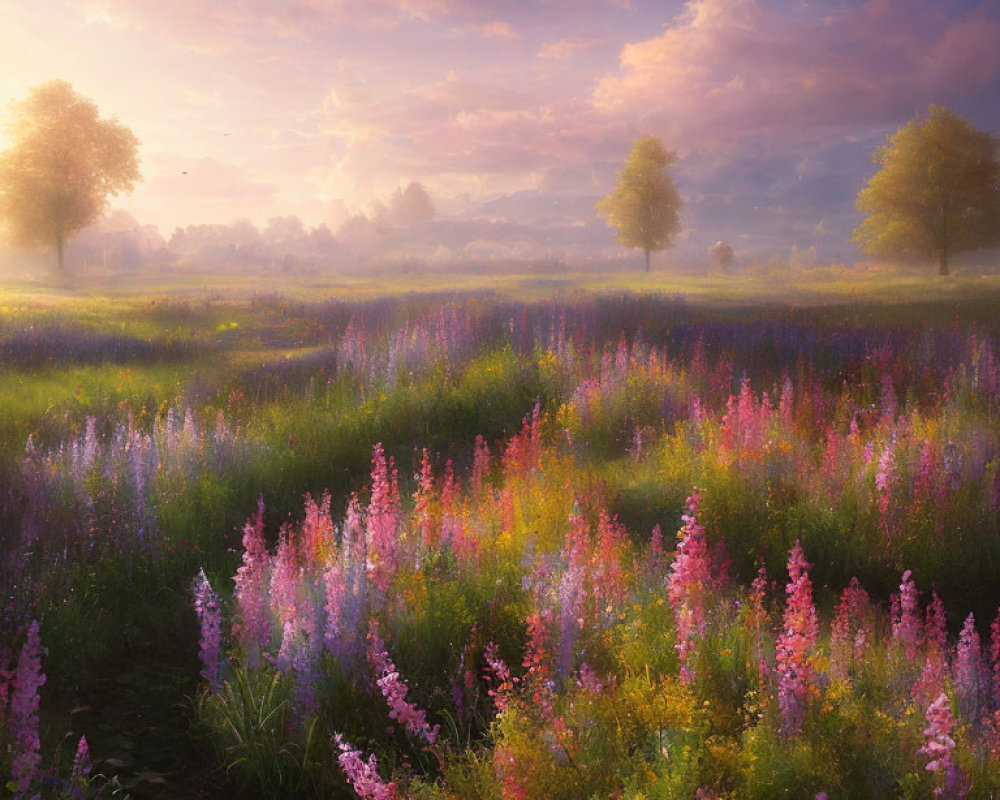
[10,620,45,796]
[193,568,223,688]
[955,613,983,725]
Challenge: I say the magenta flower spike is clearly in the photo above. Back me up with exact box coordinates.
[334,733,396,800]
[921,694,966,799]
[72,734,92,782]
[775,540,818,738]
[10,620,45,796]
[367,443,402,595]
[955,613,983,723]
[270,524,300,626]
[234,496,271,668]
[668,489,711,683]
[892,569,921,661]
[367,625,440,745]
[483,641,515,713]
[192,568,223,688]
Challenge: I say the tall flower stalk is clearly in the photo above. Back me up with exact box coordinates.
[775,541,818,738]
[10,620,45,797]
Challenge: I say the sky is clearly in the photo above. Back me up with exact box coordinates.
[2,0,1000,267]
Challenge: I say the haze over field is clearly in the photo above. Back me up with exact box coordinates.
[2,0,1000,270]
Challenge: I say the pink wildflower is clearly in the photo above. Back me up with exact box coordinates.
[557,564,584,685]
[471,435,490,500]
[366,444,402,595]
[300,491,334,570]
[914,440,937,503]
[892,570,922,661]
[270,524,300,625]
[323,560,348,653]
[775,541,818,738]
[10,620,45,796]
[668,490,712,683]
[649,523,664,558]
[748,562,771,693]
[925,590,948,659]
[592,511,627,621]
[913,657,947,711]
[367,626,439,745]
[483,642,515,713]
[921,694,966,799]
[413,448,436,550]
[830,577,869,680]
[875,436,896,530]
[73,734,92,778]
[990,608,1000,704]
[440,460,464,556]
[69,735,92,799]
[575,663,606,694]
[522,608,555,717]
[955,613,983,724]
[334,733,396,800]
[234,496,271,668]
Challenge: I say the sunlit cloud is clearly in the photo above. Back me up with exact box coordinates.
[537,36,601,60]
[475,21,520,40]
[592,0,1000,150]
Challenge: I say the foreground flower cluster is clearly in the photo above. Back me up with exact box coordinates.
[193,419,1000,799]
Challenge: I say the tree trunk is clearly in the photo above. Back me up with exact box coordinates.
[644,248,650,273]
[938,250,949,277]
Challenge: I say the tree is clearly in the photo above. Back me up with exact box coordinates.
[597,136,682,272]
[0,80,140,273]
[709,240,734,272]
[852,105,1000,276]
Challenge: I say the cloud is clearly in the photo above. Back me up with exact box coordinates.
[537,36,601,60]
[312,70,635,199]
[592,0,1000,150]
[122,153,280,231]
[476,21,520,40]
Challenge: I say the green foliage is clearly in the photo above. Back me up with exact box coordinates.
[0,81,140,272]
[853,105,1000,275]
[194,667,330,797]
[597,137,683,271]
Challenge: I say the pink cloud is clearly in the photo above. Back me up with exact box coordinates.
[317,70,635,189]
[123,154,280,230]
[537,36,601,60]
[476,21,520,40]
[591,0,1000,149]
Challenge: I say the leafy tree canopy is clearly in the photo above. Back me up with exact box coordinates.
[0,80,140,273]
[852,105,1000,276]
[597,136,682,272]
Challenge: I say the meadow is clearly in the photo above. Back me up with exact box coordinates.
[2,269,1000,799]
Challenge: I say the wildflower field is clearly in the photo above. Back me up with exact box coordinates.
[2,272,1000,799]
